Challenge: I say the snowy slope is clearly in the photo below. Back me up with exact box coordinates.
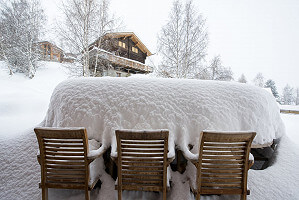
[0,61,71,137]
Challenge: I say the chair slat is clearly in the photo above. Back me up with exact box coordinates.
[45,160,85,165]
[45,156,84,160]
[202,151,244,155]
[122,179,162,185]
[122,157,164,162]
[201,178,242,183]
[122,153,163,157]
[121,140,164,144]
[121,149,164,153]
[47,169,85,174]
[122,170,163,175]
[46,152,85,156]
[201,188,243,195]
[45,147,84,152]
[122,166,163,171]
[201,173,243,178]
[202,155,244,160]
[47,173,86,178]
[45,143,84,148]
[44,139,83,143]
[201,182,241,187]
[122,161,163,167]
[120,184,162,192]
[203,147,245,151]
[203,142,246,147]
[121,144,164,148]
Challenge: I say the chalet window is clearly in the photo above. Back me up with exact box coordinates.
[118,41,126,48]
[132,47,138,53]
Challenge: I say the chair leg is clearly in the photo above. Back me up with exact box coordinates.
[196,193,200,200]
[163,188,167,200]
[241,193,246,200]
[42,186,48,200]
[118,189,122,200]
[85,189,90,200]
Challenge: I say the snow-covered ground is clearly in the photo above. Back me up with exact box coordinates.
[0,61,71,137]
[0,61,298,199]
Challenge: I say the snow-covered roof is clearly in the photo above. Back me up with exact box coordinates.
[103,32,152,56]
[43,77,285,158]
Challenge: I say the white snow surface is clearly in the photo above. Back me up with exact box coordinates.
[280,104,299,111]
[0,61,71,137]
[1,62,298,200]
[43,77,285,160]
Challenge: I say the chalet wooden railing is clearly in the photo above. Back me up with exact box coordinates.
[98,50,152,73]
[280,109,299,115]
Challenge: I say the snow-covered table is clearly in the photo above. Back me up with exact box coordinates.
[42,77,285,161]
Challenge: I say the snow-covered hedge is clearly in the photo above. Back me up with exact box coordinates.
[43,77,285,159]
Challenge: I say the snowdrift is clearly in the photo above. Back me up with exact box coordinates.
[43,77,285,158]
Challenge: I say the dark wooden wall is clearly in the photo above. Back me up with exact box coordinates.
[101,37,147,64]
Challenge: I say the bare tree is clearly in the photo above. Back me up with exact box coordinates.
[0,0,45,78]
[195,55,233,81]
[157,0,208,78]
[253,72,264,87]
[238,74,247,83]
[207,55,233,81]
[58,0,118,77]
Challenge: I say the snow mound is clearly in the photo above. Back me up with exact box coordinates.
[43,77,285,158]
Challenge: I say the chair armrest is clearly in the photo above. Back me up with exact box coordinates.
[249,160,254,168]
[87,146,106,164]
[167,156,175,165]
[181,148,199,165]
[37,155,41,165]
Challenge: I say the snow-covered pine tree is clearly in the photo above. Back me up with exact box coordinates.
[0,0,45,78]
[238,74,247,83]
[157,0,208,78]
[264,79,279,99]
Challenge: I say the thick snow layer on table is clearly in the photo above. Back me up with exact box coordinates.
[43,77,285,159]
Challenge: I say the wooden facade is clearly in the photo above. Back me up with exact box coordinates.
[39,41,64,63]
[89,32,152,76]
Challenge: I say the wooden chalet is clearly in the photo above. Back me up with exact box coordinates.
[38,41,64,63]
[89,32,153,77]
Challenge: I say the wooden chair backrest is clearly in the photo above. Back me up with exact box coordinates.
[116,130,169,193]
[197,131,256,195]
[34,127,90,190]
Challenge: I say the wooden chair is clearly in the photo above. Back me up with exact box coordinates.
[191,131,256,200]
[34,127,104,200]
[115,129,169,200]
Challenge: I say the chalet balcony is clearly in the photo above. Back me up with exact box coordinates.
[90,48,153,74]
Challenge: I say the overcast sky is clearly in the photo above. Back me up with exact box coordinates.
[43,0,299,92]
